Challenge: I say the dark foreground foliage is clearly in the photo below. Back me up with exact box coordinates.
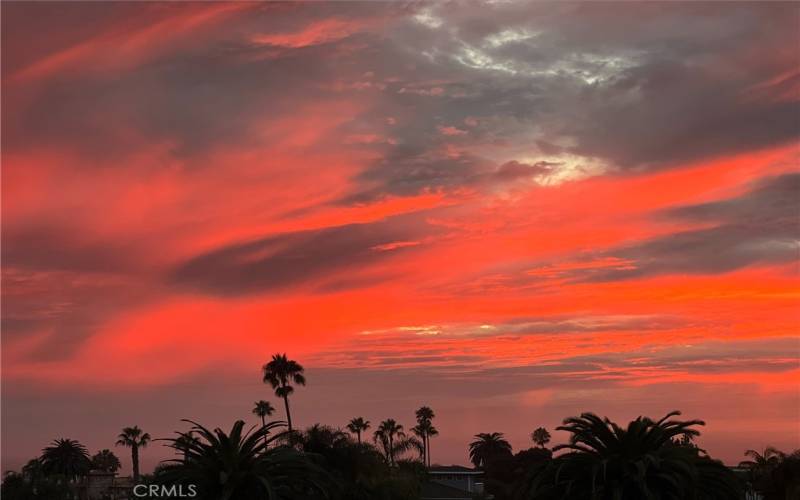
[514,411,742,500]
[4,411,798,500]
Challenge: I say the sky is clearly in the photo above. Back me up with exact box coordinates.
[2,1,799,475]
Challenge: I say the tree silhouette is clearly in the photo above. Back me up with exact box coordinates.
[521,411,742,499]
[740,447,785,473]
[252,400,276,447]
[22,458,45,481]
[414,406,437,467]
[158,419,330,499]
[469,432,512,468]
[347,417,371,444]
[173,432,200,461]
[291,422,426,499]
[300,424,350,453]
[115,426,151,481]
[262,353,306,433]
[531,427,551,448]
[373,419,421,467]
[90,449,122,473]
[769,449,800,500]
[40,438,91,479]
[739,446,787,496]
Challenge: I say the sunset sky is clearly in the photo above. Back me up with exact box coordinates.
[2,1,799,475]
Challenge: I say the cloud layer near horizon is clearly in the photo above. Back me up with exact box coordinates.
[2,1,799,472]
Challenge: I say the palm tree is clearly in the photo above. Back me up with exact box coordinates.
[414,406,437,467]
[426,426,439,466]
[301,424,349,453]
[173,433,200,461]
[411,424,436,464]
[739,446,786,493]
[374,419,419,467]
[412,421,438,467]
[116,426,151,481]
[531,427,551,448]
[40,438,91,479]
[521,411,741,499]
[262,353,306,433]
[770,449,800,500]
[90,449,122,473]
[740,446,785,472]
[346,417,370,444]
[469,432,512,468]
[158,419,330,499]
[252,400,276,446]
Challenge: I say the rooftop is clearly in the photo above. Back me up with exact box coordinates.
[429,464,482,474]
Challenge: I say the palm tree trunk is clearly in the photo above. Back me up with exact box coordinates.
[261,415,268,448]
[282,393,293,432]
[357,431,361,444]
[132,445,140,481]
[426,434,431,467]
[389,436,394,467]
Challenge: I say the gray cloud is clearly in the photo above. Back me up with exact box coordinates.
[170,215,431,296]
[1,3,398,163]
[584,173,799,281]
[341,1,800,197]
[6,2,796,201]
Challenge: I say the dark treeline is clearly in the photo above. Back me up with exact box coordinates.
[2,354,798,500]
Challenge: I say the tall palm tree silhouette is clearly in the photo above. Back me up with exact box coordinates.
[262,354,306,433]
[40,438,91,479]
[116,426,151,481]
[469,432,512,468]
[414,406,437,467]
[252,400,276,446]
[373,419,405,467]
[531,427,551,448]
[346,417,370,444]
[411,406,439,467]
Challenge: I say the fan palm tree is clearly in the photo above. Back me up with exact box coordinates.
[531,427,551,448]
[414,406,437,467]
[40,438,91,479]
[424,425,438,467]
[253,400,276,446]
[374,419,422,467]
[91,449,122,473]
[158,419,330,499]
[262,353,306,432]
[116,426,151,481]
[468,432,512,468]
[412,421,438,467]
[520,411,741,499]
[347,417,370,444]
